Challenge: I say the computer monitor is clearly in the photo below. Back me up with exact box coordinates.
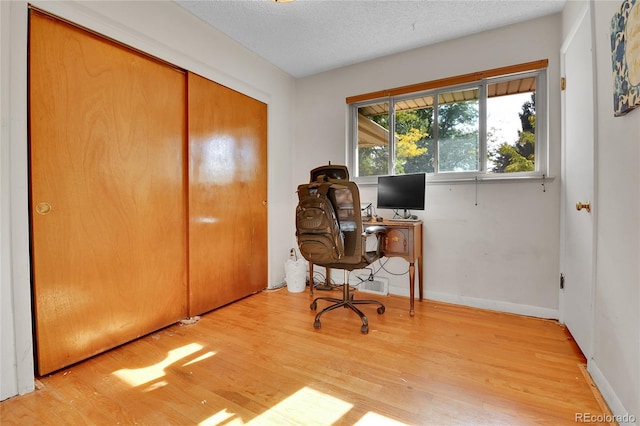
[376,173,426,218]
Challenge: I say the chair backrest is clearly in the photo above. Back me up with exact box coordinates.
[310,164,349,182]
[296,165,365,269]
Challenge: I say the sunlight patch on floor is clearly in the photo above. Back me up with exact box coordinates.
[145,380,169,392]
[183,351,216,367]
[246,386,353,424]
[198,409,237,425]
[354,411,409,425]
[113,343,207,387]
[198,386,353,425]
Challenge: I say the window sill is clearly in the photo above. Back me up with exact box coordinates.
[355,173,555,186]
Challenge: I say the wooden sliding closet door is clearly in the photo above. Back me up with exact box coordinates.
[188,72,268,316]
[29,11,188,375]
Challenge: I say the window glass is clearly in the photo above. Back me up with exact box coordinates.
[487,78,536,173]
[394,96,434,174]
[356,101,390,176]
[437,88,479,172]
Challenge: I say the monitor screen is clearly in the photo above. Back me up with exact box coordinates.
[376,173,426,212]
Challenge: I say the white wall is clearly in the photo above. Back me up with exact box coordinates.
[585,0,639,422]
[294,14,563,318]
[0,0,18,401]
[0,0,296,401]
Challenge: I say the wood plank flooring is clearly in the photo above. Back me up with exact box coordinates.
[1,288,613,425]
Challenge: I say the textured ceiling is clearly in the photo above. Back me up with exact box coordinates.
[176,0,565,78]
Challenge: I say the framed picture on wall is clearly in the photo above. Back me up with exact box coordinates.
[611,0,640,116]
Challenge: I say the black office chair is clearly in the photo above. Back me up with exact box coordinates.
[295,165,387,334]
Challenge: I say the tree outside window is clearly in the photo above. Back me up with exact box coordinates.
[488,93,536,173]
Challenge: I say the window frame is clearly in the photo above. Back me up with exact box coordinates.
[348,63,548,184]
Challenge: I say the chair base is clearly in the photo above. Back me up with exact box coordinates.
[310,280,385,334]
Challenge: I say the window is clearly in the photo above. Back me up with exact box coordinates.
[356,100,390,176]
[349,61,547,180]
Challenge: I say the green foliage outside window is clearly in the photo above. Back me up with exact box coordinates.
[395,109,432,174]
[489,94,536,173]
[355,78,539,177]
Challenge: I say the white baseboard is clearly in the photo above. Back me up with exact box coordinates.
[587,360,638,426]
[400,289,560,319]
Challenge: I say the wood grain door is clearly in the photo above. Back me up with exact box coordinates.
[29,11,188,375]
[188,72,268,316]
[560,5,595,357]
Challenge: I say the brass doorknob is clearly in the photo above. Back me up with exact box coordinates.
[576,201,591,213]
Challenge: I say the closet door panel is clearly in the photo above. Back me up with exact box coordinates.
[188,72,268,316]
[29,11,188,375]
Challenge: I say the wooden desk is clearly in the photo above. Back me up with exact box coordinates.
[308,219,423,316]
[376,219,423,316]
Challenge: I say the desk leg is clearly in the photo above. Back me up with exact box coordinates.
[309,261,314,297]
[409,262,415,316]
[417,255,423,301]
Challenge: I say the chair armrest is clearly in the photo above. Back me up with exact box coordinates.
[364,225,386,236]
[362,226,387,263]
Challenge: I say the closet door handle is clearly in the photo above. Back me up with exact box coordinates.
[35,202,52,215]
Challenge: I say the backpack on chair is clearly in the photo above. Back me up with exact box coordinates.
[295,182,344,264]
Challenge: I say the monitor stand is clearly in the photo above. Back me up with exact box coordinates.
[392,209,413,220]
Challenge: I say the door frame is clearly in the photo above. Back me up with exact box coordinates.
[559,1,599,360]
[3,1,35,398]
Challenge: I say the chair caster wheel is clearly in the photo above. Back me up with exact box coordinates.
[377,306,385,314]
[310,301,317,311]
[361,324,369,334]
[314,319,321,329]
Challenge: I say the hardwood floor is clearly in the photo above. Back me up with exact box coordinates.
[1,288,612,425]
